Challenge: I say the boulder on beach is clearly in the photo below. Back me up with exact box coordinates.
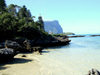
[0,48,17,60]
[33,47,43,52]
[5,40,21,50]
[23,40,31,50]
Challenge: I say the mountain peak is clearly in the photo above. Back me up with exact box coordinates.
[44,20,63,34]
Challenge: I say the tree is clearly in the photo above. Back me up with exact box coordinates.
[7,4,20,16]
[0,12,18,39]
[17,5,33,23]
[0,0,6,11]
[18,5,28,18]
[37,16,44,30]
[0,1,48,40]
[26,10,32,18]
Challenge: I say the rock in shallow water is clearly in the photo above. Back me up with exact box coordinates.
[88,69,100,75]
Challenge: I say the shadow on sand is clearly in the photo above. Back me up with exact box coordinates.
[0,58,33,70]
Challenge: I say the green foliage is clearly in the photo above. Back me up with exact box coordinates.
[0,0,6,11]
[52,32,75,37]
[63,32,75,35]
[0,2,49,40]
[0,12,18,39]
[7,4,18,16]
[17,5,32,19]
[37,16,44,30]
[52,34,67,37]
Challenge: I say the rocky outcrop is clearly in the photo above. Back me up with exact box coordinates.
[5,40,21,51]
[87,69,100,75]
[32,36,71,47]
[0,34,71,58]
[68,35,85,38]
[0,48,16,60]
[0,41,21,61]
[44,20,63,34]
[23,40,31,49]
[90,35,100,37]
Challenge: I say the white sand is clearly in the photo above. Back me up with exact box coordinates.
[1,48,100,75]
[0,52,41,75]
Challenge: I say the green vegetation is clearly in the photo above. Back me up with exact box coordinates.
[52,32,75,37]
[0,0,6,11]
[0,0,48,40]
[63,32,75,35]
[52,34,67,37]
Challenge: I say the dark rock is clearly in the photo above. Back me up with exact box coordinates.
[14,38,26,46]
[33,47,43,55]
[23,39,32,52]
[0,42,5,48]
[90,35,100,37]
[0,48,16,60]
[5,40,21,51]
[33,47,43,52]
[22,55,27,57]
[88,69,100,75]
[68,35,85,38]
[12,39,33,52]
[32,36,70,47]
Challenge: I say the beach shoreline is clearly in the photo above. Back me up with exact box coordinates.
[0,52,41,75]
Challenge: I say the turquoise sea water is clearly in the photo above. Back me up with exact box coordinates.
[37,36,100,75]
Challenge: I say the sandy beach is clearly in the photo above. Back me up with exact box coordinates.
[1,36,100,75]
[0,52,41,75]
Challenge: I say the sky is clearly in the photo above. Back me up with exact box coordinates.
[6,0,100,34]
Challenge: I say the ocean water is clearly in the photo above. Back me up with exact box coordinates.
[36,36,100,75]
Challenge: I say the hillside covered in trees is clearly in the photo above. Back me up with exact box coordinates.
[0,0,71,60]
[0,0,48,40]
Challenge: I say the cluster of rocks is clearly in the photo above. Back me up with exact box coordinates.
[0,48,16,60]
[0,40,43,61]
[32,36,71,47]
[0,40,20,60]
[0,36,71,61]
[67,34,100,38]
[68,35,85,38]
[87,69,100,75]
[90,35,100,37]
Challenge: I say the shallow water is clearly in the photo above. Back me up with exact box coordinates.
[36,36,100,75]
[1,36,100,75]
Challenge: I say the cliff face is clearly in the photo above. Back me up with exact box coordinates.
[44,20,63,34]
